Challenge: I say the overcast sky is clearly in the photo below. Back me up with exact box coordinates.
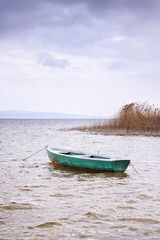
[0,0,160,117]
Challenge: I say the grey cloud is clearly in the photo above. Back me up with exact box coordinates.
[109,59,130,71]
[0,0,81,33]
[37,52,69,68]
[0,0,160,62]
[0,0,159,36]
[87,0,157,12]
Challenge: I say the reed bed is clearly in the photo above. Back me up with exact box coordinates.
[75,102,160,136]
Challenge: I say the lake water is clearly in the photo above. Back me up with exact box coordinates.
[0,119,160,240]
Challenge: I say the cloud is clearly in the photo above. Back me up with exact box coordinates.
[0,0,86,37]
[109,59,130,71]
[0,0,160,61]
[37,52,69,68]
[0,0,160,116]
[0,0,159,52]
[110,36,128,43]
[0,0,159,37]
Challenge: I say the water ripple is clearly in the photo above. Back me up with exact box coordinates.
[0,202,35,211]
[34,221,62,228]
[0,119,160,240]
[118,217,160,224]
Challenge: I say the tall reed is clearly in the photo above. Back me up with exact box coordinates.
[77,102,160,135]
[106,102,160,133]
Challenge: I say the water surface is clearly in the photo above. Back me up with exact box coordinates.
[0,119,160,240]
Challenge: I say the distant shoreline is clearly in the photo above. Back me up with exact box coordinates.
[0,110,102,119]
[0,118,103,120]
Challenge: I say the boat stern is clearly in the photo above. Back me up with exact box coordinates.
[112,160,130,172]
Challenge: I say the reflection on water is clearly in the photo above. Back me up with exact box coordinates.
[48,161,128,178]
[0,119,160,240]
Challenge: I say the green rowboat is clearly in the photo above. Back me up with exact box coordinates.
[47,147,130,172]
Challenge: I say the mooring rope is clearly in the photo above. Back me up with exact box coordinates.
[130,162,139,173]
[23,146,48,161]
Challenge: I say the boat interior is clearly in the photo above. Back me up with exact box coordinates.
[50,148,111,160]
[59,151,110,159]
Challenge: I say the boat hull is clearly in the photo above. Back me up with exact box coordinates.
[47,148,130,172]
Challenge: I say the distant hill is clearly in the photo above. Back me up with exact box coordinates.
[0,110,100,119]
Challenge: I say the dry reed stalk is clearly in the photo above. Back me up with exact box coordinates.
[76,102,160,135]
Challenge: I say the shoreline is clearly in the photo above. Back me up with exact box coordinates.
[71,127,160,137]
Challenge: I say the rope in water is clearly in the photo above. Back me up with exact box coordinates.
[130,162,139,173]
[23,146,48,161]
